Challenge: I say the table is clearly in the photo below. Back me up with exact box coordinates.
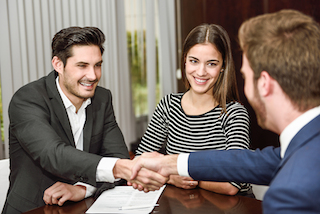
[23,185,262,214]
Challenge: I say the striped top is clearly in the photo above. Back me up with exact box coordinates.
[136,93,250,154]
[136,93,251,193]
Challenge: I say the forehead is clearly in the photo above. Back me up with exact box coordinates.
[69,45,102,62]
[187,43,222,58]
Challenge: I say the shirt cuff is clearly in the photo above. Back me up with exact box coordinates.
[74,182,97,198]
[177,153,190,177]
[96,157,119,183]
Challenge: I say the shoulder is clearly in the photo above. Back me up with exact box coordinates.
[158,93,183,106]
[226,102,249,116]
[11,76,48,103]
[162,93,183,101]
[226,101,247,111]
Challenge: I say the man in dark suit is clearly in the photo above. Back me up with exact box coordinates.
[130,9,320,213]
[2,27,166,214]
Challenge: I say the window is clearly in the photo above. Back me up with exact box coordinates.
[125,0,161,118]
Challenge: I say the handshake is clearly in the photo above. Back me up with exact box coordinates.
[115,152,180,192]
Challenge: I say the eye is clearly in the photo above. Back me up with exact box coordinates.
[78,64,86,68]
[207,62,217,66]
[189,59,198,64]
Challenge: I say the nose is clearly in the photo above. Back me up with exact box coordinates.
[196,63,206,76]
[86,66,97,81]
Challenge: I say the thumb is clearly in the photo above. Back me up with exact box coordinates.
[130,161,142,180]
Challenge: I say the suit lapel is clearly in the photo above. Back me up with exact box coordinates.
[275,114,320,173]
[83,104,93,152]
[46,71,75,147]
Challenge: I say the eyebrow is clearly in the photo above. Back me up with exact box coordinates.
[188,56,219,63]
[76,60,103,65]
[76,61,89,65]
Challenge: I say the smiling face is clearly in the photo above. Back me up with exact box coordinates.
[55,45,102,108]
[185,43,223,96]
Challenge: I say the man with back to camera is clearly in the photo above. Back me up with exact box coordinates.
[2,27,167,214]
[131,9,320,213]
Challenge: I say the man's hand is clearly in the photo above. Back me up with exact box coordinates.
[43,182,86,206]
[113,154,168,192]
[130,152,179,181]
[167,175,198,189]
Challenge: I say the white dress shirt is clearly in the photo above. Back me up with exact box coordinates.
[56,77,119,197]
[178,105,320,177]
[279,105,320,158]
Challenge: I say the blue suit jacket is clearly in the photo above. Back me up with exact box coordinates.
[188,114,320,214]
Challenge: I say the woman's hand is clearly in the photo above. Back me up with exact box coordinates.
[167,175,198,189]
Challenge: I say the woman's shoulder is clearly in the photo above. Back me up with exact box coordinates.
[160,93,184,104]
[225,101,249,116]
[226,101,247,110]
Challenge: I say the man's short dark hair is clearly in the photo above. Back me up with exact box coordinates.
[52,26,105,67]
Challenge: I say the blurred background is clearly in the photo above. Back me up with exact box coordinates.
[1,0,320,159]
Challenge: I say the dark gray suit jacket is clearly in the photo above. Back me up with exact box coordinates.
[3,71,129,213]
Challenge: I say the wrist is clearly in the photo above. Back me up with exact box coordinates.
[75,185,87,198]
[164,155,178,175]
[113,159,131,180]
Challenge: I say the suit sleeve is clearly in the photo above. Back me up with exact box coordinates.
[9,84,102,186]
[188,146,281,185]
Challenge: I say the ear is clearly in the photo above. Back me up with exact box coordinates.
[257,71,273,97]
[52,56,64,74]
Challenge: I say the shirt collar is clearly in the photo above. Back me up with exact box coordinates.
[280,105,320,158]
[56,76,91,112]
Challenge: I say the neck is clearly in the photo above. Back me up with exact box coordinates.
[182,89,217,115]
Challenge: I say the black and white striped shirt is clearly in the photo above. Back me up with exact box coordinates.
[136,93,251,193]
[136,93,250,155]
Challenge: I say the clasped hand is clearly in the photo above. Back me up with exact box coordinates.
[129,152,178,190]
[43,152,170,206]
[126,152,169,192]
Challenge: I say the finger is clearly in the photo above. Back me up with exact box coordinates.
[130,178,160,191]
[43,191,54,205]
[57,193,69,206]
[131,183,138,189]
[51,191,63,205]
[43,182,63,205]
[130,160,143,180]
[138,168,168,185]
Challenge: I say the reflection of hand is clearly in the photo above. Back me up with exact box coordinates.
[168,175,198,189]
[164,185,205,209]
[43,197,94,214]
[114,156,168,192]
[43,182,86,206]
[199,188,239,211]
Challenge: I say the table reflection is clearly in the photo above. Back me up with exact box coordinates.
[23,185,262,214]
[24,198,94,214]
[153,185,262,214]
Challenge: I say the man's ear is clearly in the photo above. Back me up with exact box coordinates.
[257,71,273,97]
[52,56,64,74]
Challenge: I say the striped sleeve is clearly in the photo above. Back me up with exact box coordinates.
[223,102,250,150]
[135,94,171,155]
